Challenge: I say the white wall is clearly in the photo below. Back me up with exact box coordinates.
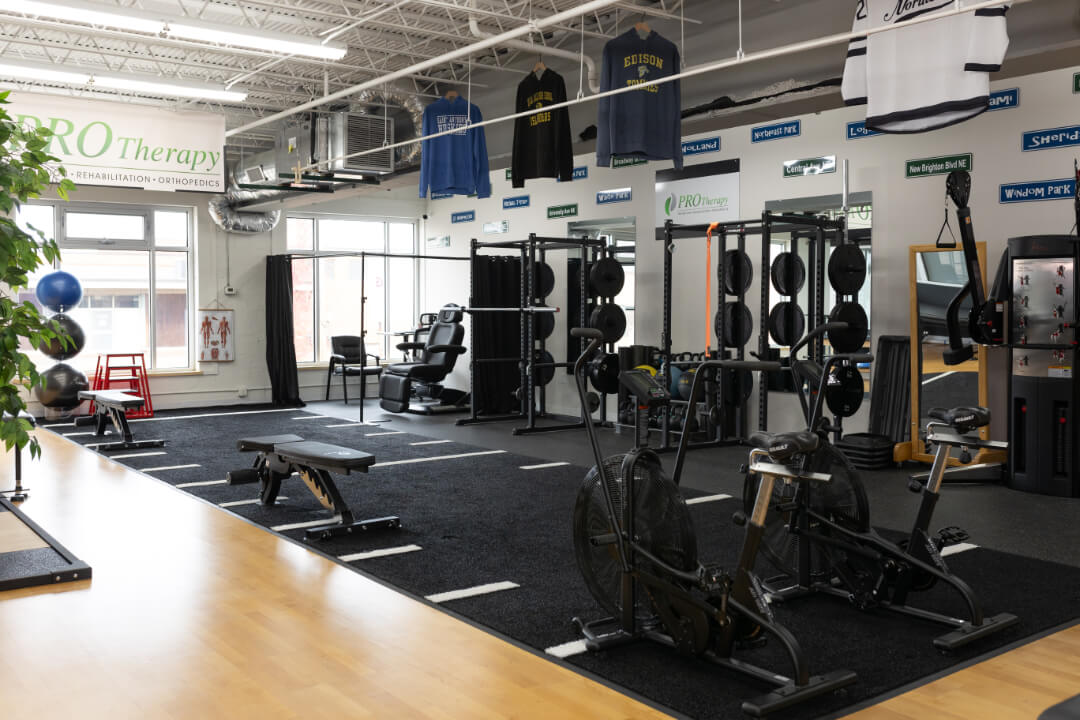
[424,64,1080,431]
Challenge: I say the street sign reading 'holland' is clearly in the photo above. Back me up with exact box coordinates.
[999,178,1076,203]
[682,136,720,156]
[751,120,801,143]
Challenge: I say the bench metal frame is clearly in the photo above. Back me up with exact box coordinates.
[76,391,165,452]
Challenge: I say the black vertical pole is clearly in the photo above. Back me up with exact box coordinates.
[736,228,748,439]
[521,240,531,425]
[538,242,547,418]
[759,213,771,431]
[468,239,479,420]
[662,220,674,449]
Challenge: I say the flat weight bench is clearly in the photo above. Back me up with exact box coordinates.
[76,390,165,452]
[226,434,399,540]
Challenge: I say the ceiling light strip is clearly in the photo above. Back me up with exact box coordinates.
[0,60,247,102]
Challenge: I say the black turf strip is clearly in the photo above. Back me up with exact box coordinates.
[45,406,1080,720]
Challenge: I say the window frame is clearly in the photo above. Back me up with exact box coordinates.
[21,199,196,371]
[287,212,419,366]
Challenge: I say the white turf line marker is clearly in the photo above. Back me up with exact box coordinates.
[941,542,979,557]
[922,371,957,386]
[130,408,297,423]
[272,517,341,532]
[142,464,201,472]
[365,431,405,437]
[63,431,96,437]
[219,497,287,508]
[520,461,570,470]
[176,479,228,488]
[373,450,506,468]
[339,544,423,562]
[425,581,520,604]
[291,415,329,420]
[686,493,733,505]
[109,451,168,460]
[324,422,369,428]
[410,439,452,446]
[545,639,588,659]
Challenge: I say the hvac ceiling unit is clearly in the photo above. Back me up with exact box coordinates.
[329,111,394,175]
[236,150,277,185]
[275,115,328,181]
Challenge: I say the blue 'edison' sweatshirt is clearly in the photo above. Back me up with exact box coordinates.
[596,29,683,169]
[418,96,492,199]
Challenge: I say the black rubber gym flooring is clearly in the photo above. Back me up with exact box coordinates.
[43,403,1080,720]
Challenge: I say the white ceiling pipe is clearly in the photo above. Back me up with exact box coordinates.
[225,0,625,137]
[467,8,599,94]
[293,0,1036,173]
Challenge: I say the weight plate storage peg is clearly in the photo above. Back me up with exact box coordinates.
[828,245,867,295]
[827,302,869,353]
[589,257,625,298]
[589,353,620,394]
[770,252,806,296]
[533,261,555,299]
[720,249,753,295]
[532,349,556,386]
[768,302,806,347]
[825,363,865,418]
[533,305,555,340]
[716,301,753,347]
[589,303,626,343]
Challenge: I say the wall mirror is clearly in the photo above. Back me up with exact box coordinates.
[905,243,990,463]
[565,217,636,366]
[763,193,872,393]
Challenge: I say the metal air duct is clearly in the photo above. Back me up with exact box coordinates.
[207,167,286,235]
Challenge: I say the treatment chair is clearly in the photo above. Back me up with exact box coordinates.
[378,304,469,415]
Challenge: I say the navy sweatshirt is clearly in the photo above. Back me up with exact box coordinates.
[419,96,492,199]
[511,69,574,188]
[596,29,682,169]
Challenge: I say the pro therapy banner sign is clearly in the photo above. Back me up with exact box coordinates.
[9,92,226,192]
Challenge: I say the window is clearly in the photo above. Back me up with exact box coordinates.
[287,216,418,363]
[15,201,195,374]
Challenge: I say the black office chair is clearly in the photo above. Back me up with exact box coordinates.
[325,336,382,417]
[379,305,467,414]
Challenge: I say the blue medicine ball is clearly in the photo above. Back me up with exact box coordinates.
[668,365,683,396]
[36,271,83,313]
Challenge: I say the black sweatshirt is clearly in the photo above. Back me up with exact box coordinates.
[511,68,574,188]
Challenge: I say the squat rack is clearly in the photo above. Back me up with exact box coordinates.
[458,234,610,435]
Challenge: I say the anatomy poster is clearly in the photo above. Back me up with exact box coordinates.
[198,309,234,362]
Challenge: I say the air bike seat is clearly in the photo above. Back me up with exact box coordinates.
[750,431,821,463]
[928,406,991,435]
[228,434,397,540]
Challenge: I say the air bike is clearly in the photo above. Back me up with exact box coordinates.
[743,322,1018,651]
[569,326,857,717]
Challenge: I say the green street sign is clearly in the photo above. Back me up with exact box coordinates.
[905,153,973,178]
[505,168,512,180]
[783,155,836,178]
[1074,72,1079,93]
[547,203,578,219]
[612,156,647,169]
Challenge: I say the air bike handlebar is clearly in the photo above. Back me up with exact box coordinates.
[789,321,847,359]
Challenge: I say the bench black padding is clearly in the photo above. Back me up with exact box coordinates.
[76,390,165,452]
[227,435,397,541]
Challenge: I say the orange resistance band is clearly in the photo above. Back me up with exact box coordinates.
[705,222,720,358]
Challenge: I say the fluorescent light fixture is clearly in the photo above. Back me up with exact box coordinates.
[0,60,248,102]
[14,0,347,60]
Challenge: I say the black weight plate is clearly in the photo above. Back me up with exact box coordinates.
[825,364,865,418]
[720,249,753,295]
[589,353,620,394]
[533,261,555,298]
[721,368,754,404]
[533,305,554,340]
[828,302,869,353]
[589,257,625,298]
[828,244,867,295]
[770,252,806,296]
[588,303,626,343]
[768,302,806,346]
[715,301,753,347]
[533,349,555,386]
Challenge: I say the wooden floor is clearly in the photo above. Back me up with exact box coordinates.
[1,429,1077,720]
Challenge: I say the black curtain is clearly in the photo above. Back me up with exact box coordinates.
[472,255,521,414]
[265,255,305,407]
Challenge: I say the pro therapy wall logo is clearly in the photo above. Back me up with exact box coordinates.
[664,191,729,217]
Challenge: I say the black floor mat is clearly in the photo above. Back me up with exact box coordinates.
[0,496,91,591]
[44,406,1080,720]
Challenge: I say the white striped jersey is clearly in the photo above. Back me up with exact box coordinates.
[841,0,1009,133]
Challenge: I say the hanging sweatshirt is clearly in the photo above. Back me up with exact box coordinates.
[596,29,682,169]
[841,0,1009,133]
[511,69,574,188]
[418,96,492,199]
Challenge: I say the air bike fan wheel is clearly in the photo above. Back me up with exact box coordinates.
[573,453,698,625]
[743,442,870,581]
